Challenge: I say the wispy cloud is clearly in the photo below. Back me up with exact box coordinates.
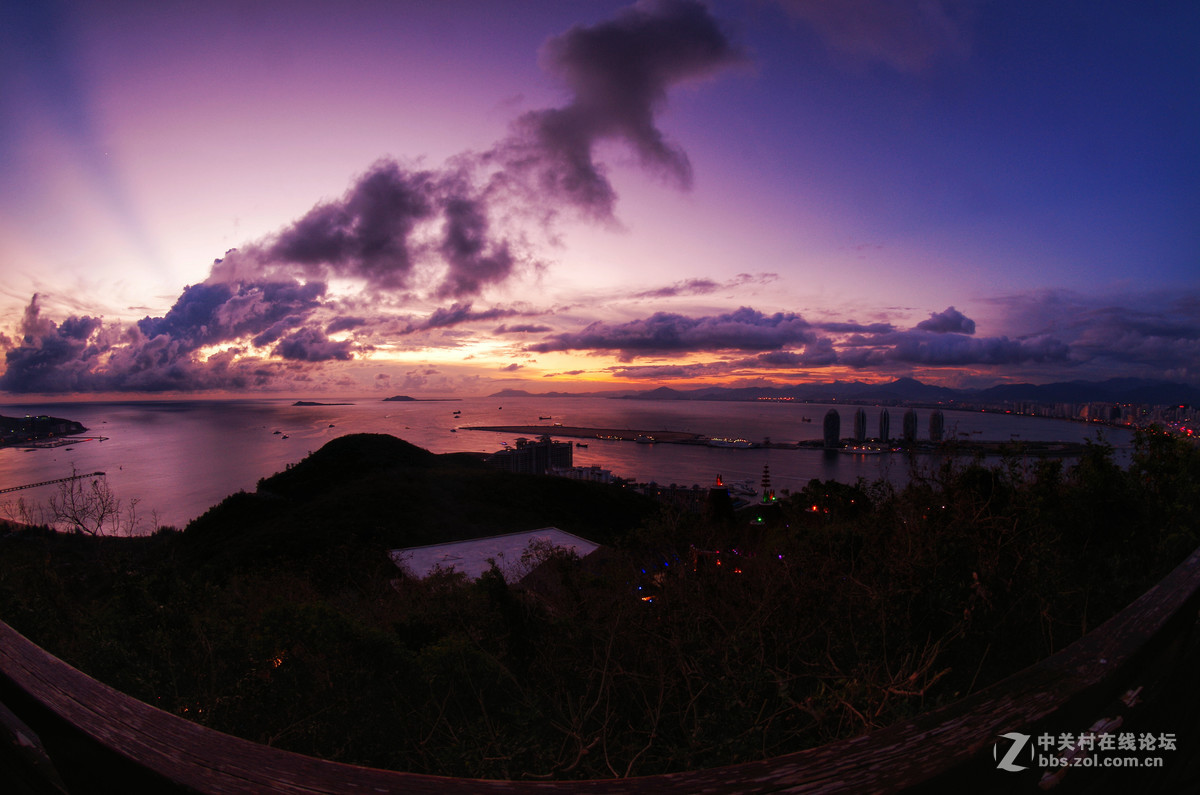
[630,272,776,299]
[773,0,976,73]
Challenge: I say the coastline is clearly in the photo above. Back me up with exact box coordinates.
[461,424,1094,456]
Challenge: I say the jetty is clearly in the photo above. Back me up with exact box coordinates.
[462,424,707,444]
[0,472,106,495]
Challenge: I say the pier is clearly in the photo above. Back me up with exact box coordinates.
[0,472,107,495]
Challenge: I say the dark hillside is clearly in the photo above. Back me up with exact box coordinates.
[258,433,439,497]
[1,428,1197,781]
[181,433,656,573]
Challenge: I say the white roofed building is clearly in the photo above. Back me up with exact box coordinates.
[389,527,600,582]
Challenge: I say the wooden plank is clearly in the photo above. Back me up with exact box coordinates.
[2,546,1198,794]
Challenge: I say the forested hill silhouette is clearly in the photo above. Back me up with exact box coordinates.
[180,433,654,571]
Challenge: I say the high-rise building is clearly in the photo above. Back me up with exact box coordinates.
[823,409,841,448]
[489,435,573,474]
[929,410,944,442]
[853,408,867,442]
[879,409,890,443]
[903,409,918,443]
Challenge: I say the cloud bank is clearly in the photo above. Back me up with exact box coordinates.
[528,303,1082,383]
[1,0,743,394]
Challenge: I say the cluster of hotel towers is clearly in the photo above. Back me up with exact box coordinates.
[822,408,945,449]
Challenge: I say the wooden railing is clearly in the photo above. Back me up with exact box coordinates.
[3,546,1199,794]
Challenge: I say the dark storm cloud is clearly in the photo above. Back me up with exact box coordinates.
[528,306,814,359]
[410,302,520,332]
[437,193,517,298]
[263,161,434,290]
[982,289,1200,382]
[815,320,895,334]
[251,317,307,348]
[0,284,341,393]
[495,323,553,334]
[522,301,1079,375]
[886,332,1068,366]
[17,294,55,339]
[0,296,105,392]
[56,313,102,341]
[497,0,745,219]
[914,306,976,334]
[739,338,839,368]
[273,328,354,362]
[137,280,327,353]
[832,316,1067,368]
[325,316,367,334]
[208,161,520,301]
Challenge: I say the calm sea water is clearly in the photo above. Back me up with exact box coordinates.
[0,397,1131,532]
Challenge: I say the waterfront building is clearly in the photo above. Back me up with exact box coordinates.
[929,410,945,442]
[903,409,918,443]
[489,435,573,474]
[390,527,598,581]
[823,409,841,449]
[853,408,867,442]
[552,464,613,483]
[879,409,890,443]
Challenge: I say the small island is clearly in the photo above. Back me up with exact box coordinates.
[292,401,354,406]
[383,395,461,402]
[0,413,87,447]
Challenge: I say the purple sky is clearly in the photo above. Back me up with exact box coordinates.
[2,0,1197,397]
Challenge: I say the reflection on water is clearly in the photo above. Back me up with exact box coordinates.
[0,397,1131,532]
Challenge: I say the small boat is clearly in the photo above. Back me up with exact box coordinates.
[707,437,752,448]
[728,480,757,499]
[839,445,882,455]
[281,435,289,439]
[576,443,588,448]
[539,416,552,420]
[272,430,281,435]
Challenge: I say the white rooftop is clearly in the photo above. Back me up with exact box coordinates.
[389,527,600,581]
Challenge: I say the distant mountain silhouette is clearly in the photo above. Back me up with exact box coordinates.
[490,378,1199,405]
[971,378,1200,406]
